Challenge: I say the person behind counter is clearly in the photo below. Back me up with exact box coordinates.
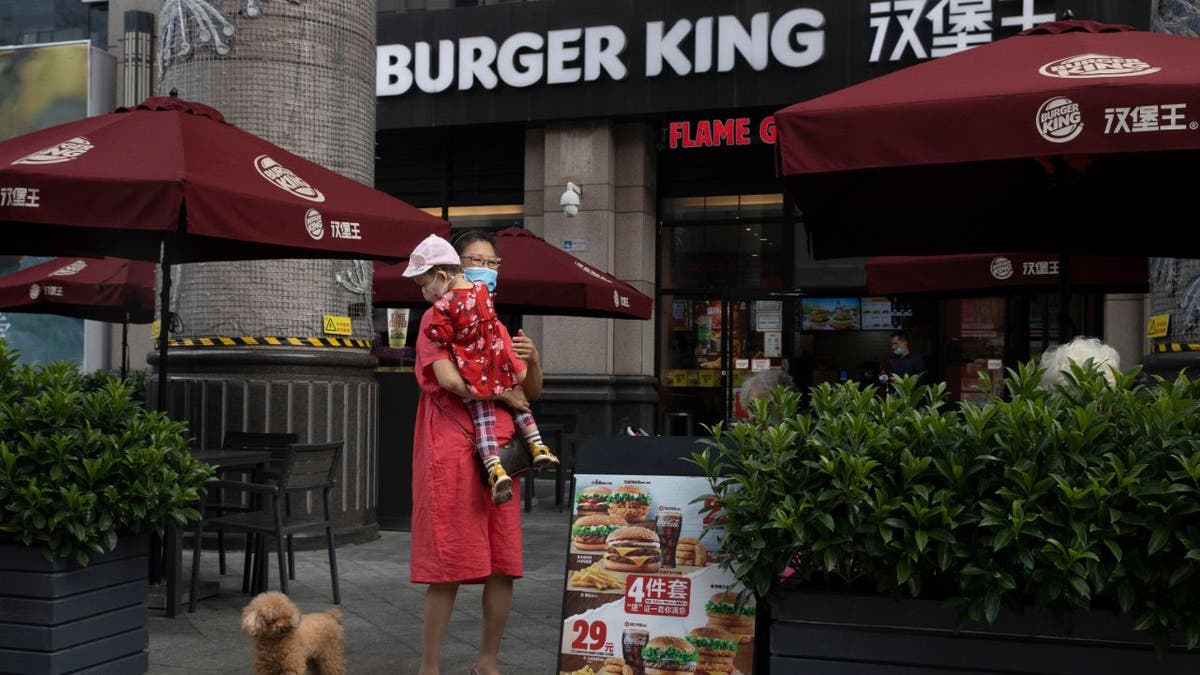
[883,329,927,384]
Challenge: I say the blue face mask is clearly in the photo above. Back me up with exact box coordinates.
[463,266,498,293]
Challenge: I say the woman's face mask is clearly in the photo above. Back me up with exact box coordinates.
[462,266,498,293]
[421,272,450,304]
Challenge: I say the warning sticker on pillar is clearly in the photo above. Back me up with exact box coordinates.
[150,320,161,340]
[323,315,353,336]
[1147,314,1170,338]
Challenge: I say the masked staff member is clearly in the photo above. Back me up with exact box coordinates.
[884,329,927,384]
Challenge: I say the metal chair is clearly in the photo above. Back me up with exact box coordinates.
[206,432,298,581]
[190,442,343,610]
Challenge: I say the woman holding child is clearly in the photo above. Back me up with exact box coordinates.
[407,230,543,675]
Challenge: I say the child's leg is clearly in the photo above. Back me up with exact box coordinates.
[465,399,512,504]
[512,409,559,467]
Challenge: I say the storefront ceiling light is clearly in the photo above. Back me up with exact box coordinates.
[665,193,784,209]
[447,204,523,217]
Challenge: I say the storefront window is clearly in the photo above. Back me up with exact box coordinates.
[416,205,524,230]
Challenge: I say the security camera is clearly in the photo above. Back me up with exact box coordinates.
[560,181,581,217]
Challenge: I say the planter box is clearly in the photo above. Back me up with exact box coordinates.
[0,537,149,675]
[770,589,1200,675]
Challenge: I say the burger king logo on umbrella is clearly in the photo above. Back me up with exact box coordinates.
[1036,97,1083,143]
[254,155,326,202]
[990,256,1014,280]
[50,260,88,277]
[1039,53,1160,79]
[12,136,94,165]
[304,208,325,240]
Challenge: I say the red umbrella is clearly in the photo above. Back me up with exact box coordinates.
[0,257,155,375]
[775,20,1200,259]
[0,256,154,323]
[374,228,652,320]
[0,96,448,409]
[866,253,1148,296]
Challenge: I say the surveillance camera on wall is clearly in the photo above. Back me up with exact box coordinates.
[560,181,581,217]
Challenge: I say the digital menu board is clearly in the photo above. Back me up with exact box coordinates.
[801,298,860,331]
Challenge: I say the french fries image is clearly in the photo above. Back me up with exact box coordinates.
[569,561,623,590]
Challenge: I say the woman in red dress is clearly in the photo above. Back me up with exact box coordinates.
[407,231,543,675]
[405,234,559,505]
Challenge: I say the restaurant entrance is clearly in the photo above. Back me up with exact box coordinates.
[660,290,802,430]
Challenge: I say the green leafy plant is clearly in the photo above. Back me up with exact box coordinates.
[0,342,212,565]
[692,363,1200,650]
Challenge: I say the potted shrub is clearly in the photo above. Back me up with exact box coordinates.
[693,363,1200,674]
[0,341,212,674]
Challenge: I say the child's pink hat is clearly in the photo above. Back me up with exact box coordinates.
[403,234,461,277]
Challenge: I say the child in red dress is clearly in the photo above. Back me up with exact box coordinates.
[403,234,559,505]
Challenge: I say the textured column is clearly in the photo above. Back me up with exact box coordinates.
[1143,2,1200,378]
[154,0,379,542]
[527,121,657,443]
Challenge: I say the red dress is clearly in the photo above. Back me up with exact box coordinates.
[410,311,525,584]
[424,282,521,398]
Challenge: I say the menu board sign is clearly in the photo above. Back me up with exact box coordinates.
[801,298,860,331]
[560,474,757,675]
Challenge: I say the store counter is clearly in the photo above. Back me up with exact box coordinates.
[375,367,417,531]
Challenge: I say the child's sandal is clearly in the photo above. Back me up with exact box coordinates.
[488,464,513,505]
[529,443,560,468]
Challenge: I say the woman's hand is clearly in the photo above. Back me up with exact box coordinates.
[497,387,531,413]
[511,329,539,364]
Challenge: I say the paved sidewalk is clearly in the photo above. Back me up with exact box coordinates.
[149,484,570,674]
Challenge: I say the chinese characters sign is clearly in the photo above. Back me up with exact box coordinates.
[869,0,1055,62]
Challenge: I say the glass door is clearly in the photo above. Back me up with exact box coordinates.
[659,291,799,431]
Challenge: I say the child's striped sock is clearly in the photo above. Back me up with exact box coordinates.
[483,455,501,472]
[523,429,543,446]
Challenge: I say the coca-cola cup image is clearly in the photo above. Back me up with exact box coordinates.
[655,509,682,567]
[622,628,649,675]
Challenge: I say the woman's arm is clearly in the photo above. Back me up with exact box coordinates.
[431,359,474,398]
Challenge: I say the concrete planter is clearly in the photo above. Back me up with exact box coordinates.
[0,537,149,674]
[769,589,1200,675]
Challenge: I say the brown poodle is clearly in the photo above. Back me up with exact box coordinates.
[240,591,346,675]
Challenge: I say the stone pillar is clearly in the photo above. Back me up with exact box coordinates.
[105,1,162,373]
[524,121,657,445]
[1103,294,1146,373]
[153,0,379,543]
[1143,2,1200,379]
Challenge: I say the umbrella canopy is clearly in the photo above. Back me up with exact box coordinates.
[374,228,652,320]
[0,256,154,323]
[775,20,1200,259]
[0,96,446,262]
[0,95,448,410]
[866,253,1148,296]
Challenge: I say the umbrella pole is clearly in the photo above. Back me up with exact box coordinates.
[1058,253,1074,344]
[157,237,174,413]
[121,314,129,380]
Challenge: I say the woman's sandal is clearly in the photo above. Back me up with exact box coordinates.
[529,443,560,468]
[488,463,513,505]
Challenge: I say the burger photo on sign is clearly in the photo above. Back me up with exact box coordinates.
[608,485,651,522]
[602,526,662,573]
[704,591,756,644]
[686,626,739,674]
[642,636,698,675]
[575,485,612,518]
[571,514,627,551]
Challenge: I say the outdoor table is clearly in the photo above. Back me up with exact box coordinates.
[160,448,272,618]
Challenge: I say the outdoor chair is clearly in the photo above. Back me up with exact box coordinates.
[207,432,298,582]
[190,441,343,610]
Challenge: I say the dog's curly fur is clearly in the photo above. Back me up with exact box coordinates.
[240,591,345,675]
